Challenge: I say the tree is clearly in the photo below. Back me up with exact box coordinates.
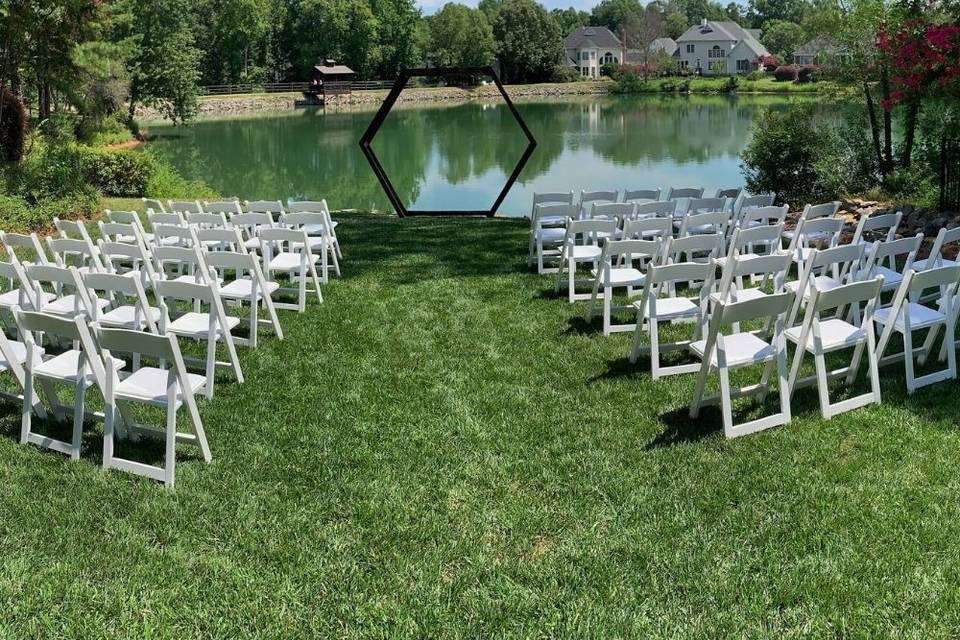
[725,2,745,21]
[429,3,496,68]
[622,5,666,78]
[761,19,806,62]
[590,0,643,34]
[369,0,422,79]
[118,0,202,124]
[801,0,843,39]
[0,86,26,162]
[664,12,689,38]
[551,7,590,36]
[746,0,809,28]
[478,0,504,25]
[494,0,564,83]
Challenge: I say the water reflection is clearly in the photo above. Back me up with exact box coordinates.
[145,95,804,216]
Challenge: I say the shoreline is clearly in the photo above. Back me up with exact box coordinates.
[136,78,828,123]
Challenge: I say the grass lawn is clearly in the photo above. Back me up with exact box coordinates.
[3,210,960,637]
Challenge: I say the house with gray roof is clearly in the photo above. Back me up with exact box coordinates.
[675,19,769,75]
[564,26,625,79]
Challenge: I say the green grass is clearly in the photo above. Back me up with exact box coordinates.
[621,76,834,94]
[3,211,960,637]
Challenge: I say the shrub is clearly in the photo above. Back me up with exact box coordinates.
[612,71,645,93]
[721,75,740,93]
[796,65,819,83]
[677,78,691,92]
[143,151,218,199]
[0,189,98,232]
[773,65,799,82]
[746,70,766,81]
[550,64,581,83]
[76,146,156,197]
[0,87,27,162]
[740,104,840,207]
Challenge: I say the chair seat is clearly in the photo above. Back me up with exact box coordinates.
[638,296,700,320]
[114,366,206,406]
[913,257,958,270]
[598,267,645,286]
[243,237,261,250]
[0,340,31,369]
[34,350,124,385]
[536,228,566,243]
[783,229,830,242]
[786,275,842,298]
[0,289,55,309]
[538,215,567,227]
[689,332,776,368]
[45,294,110,316]
[785,318,866,351]
[873,303,946,332]
[569,245,601,260]
[220,277,280,300]
[167,312,241,338]
[268,252,320,271]
[868,266,904,291]
[99,305,162,329]
[710,287,769,305]
[302,221,338,235]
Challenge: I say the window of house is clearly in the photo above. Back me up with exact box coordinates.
[709,45,725,59]
[678,60,689,70]
[591,51,596,59]
[736,59,750,71]
[686,44,695,53]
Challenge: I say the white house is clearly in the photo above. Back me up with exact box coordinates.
[675,19,769,75]
[564,26,625,79]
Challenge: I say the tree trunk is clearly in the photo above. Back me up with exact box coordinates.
[38,82,51,120]
[901,100,921,169]
[879,64,893,172]
[863,82,886,179]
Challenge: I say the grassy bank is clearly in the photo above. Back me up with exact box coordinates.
[2,211,958,636]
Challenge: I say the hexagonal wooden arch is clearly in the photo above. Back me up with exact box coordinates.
[359,66,537,217]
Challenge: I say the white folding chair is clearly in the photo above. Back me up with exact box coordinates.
[46,237,104,273]
[203,200,243,217]
[0,323,46,419]
[531,202,576,274]
[107,210,156,245]
[288,200,342,260]
[634,201,676,222]
[142,198,167,214]
[185,211,229,233]
[667,187,704,217]
[713,251,792,308]
[874,265,960,393]
[194,228,247,254]
[259,227,324,312]
[688,290,794,438]
[155,278,244,399]
[734,193,776,219]
[660,233,724,268]
[715,224,785,271]
[98,326,211,488]
[786,243,865,327]
[526,192,573,267]
[629,261,714,378]
[715,187,742,203]
[676,210,731,242]
[167,200,204,215]
[82,271,160,334]
[153,223,195,249]
[738,204,788,230]
[621,217,672,242]
[851,211,902,253]
[786,277,883,418]
[914,226,960,270]
[579,190,618,220]
[281,211,341,282]
[687,197,728,214]
[99,221,144,247]
[589,202,633,222]
[785,217,845,273]
[622,188,661,204]
[245,200,285,223]
[0,257,50,314]
[16,309,122,460]
[781,201,841,244]
[25,264,109,318]
[555,218,616,302]
[231,212,276,253]
[202,248,283,347]
[586,238,660,335]
[857,234,922,294]
[1,231,49,265]
[53,217,97,253]
[98,239,159,290]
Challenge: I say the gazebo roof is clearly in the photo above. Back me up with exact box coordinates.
[314,64,355,75]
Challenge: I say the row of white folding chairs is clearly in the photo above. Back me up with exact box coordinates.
[7,303,215,488]
[529,187,747,217]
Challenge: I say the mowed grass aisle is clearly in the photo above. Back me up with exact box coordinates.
[2,211,960,637]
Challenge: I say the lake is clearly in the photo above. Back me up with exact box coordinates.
[144,95,804,216]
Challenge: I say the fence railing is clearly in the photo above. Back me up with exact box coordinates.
[199,80,394,95]
[941,139,960,211]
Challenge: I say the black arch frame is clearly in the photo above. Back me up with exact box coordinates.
[358,66,537,217]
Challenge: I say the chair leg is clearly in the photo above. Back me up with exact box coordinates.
[103,401,115,468]
[568,259,576,302]
[777,342,792,423]
[185,395,212,463]
[903,329,916,394]
[20,370,33,445]
[718,364,735,437]
[164,399,177,488]
[249,298,258,349]
[308,262,323,304]
[813,351,832,419]
[70,382,84,460]
[649,317,661,379]
[629,314,644,364]
[205,338,217,400]
[603,287,612,336]
[689,360,711,418]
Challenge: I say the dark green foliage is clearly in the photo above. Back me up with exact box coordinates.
[75,146,156,197]
[0,87,27,162]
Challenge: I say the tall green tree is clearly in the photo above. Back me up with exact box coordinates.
[590,0,643,34]
[761,19,806,61]
[428,3,496,67]
[551,7,590,36]
[494,0,564,83]
[369,0,421,78]
[118,0,202,124]
[746,0,810,28]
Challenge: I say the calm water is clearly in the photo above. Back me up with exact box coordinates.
[145,95,803,216]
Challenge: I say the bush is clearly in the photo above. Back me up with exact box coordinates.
[550,64,581,84]
[144,153,218,199]
[75,146,156,197]
[0,87,27,162]
[773,65,798,82]
[612,71,645,93]
[746,70,766,81]
[740,104,840,207]
[796,65,818,83]
[0,189,98,232]
[721,75,740,93]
